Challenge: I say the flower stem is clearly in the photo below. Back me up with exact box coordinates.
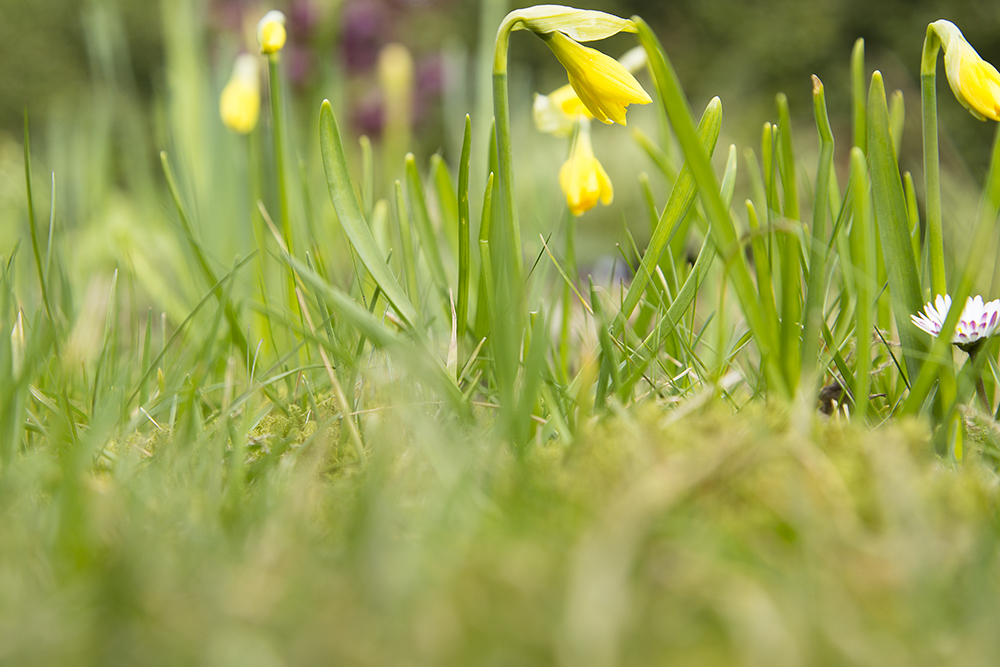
[921,26,946,299]
[267,54,292,254]
[492,14,525,288]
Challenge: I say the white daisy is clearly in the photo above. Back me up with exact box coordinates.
[911,294,1000,348]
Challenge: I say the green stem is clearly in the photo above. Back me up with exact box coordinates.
[267,54,292,253]
[921,26,947,298]
[904,125,1000,413]
[492,17,524,287]
[267,52,297,332]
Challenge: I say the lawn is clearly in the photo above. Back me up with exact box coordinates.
[3,2,1000,665]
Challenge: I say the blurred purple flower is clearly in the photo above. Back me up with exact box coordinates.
[289,0,318,38]
[285,44,313,87]
[342,1,384,73]
[352,91,385,137]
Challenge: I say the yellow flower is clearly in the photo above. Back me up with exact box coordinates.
[219,54,260,134]
[932,19,1000,121]
[533,46,647,136]
[533,84,591,136]
[559,119,613,216]
[256,10,287,55]
[542,30,651,126]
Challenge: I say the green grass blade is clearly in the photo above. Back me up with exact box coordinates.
[851,38,867,151]
[430,153,461,263]
[393,180,420,303]
[319,100,418,329]
[776,93,799,221]
[848,147,874,421]
[801,76,835,380]
[867,71,926,382]
[404,153,449,293]
[160,151,250,361]
[457,115,473,370]
[611,97,722,336]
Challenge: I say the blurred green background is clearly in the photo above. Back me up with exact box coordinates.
[5,0,1000,154]
[3,0,1000,281]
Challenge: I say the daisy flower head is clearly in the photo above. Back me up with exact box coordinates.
[911,294,1000,350]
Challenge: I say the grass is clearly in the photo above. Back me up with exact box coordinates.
[4,2,1000,664]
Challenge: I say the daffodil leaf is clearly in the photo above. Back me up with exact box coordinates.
[866,71,926,381]
[319,100,418,329]
[635,17,783,394]
[611,96,722,336]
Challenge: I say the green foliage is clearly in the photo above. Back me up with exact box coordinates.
[5,1,1000,662]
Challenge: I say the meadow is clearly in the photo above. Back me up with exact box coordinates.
[3,1,1000,665]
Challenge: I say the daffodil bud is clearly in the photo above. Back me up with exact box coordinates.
[930,19,1000,121]
[219,54,260,134]
[257,10,287,55]
[559,119,612,215]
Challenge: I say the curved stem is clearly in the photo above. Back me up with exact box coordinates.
[921,26,946,298]
[492,15,524,285]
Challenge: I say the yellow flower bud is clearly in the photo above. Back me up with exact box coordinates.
[219,54,260,134]
[542,30,651,126]
[931,19,1000,121]
[559,119,612,216]
[256,10,287,55]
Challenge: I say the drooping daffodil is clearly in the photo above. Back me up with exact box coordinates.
[219,53,260,134]
[498,5,651,125]
[256,10,287,55]
[559,119,613,216]
[540,31,651,125]
[930,19,1000,121]
[534,45,647,136]
[534,45,645,214]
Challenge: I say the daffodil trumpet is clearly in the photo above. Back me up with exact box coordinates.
[559,118,613,216]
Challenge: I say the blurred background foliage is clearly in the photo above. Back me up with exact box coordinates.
[6,0,1000,155]
[5,0,1000,270]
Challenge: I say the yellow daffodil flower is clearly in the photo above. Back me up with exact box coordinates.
[256,10,287,55]
[560,119,612,215]
[931,19,1000,121]
[219,54,260,134]
[541,30,651,126]
[534,45,647,135]
[533,84,591,136]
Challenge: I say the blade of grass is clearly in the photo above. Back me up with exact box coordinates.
[457,115,472,372]
[867,71,926,382]
[611,97,722,336]
[801,76,835,381]
[320,100,418,328]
